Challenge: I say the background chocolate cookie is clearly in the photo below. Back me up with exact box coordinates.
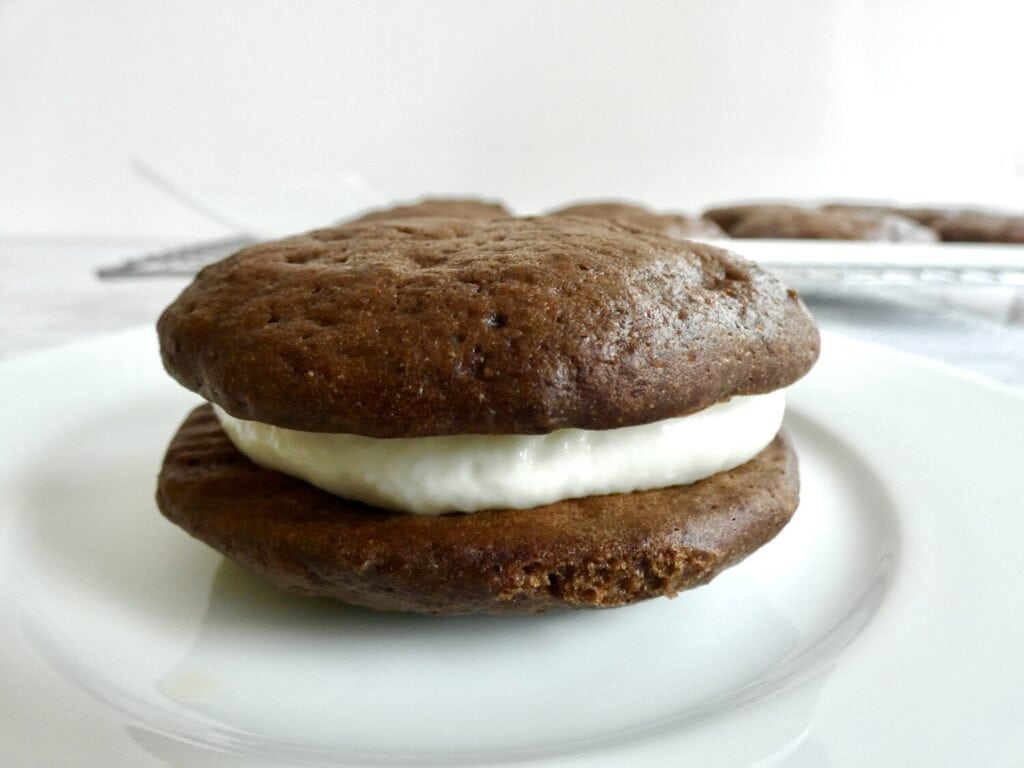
[730,207,937,242]
[158,216,818,437]
[347,197,510,224]
[825,202,1024,242]
[922,211,1024,243]
[897,208,1024,241]
[702,203,800,232]
[550,201,725,238]
[158,405,801,615]
[705,203,936,241]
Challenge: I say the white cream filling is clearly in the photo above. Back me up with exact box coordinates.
[213,391,785,515]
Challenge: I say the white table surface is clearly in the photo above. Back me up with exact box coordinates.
[3,237,1024,391]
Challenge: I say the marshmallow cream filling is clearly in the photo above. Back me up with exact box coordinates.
[213,391,785,515]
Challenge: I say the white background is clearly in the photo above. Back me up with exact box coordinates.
[2,0,1023,240]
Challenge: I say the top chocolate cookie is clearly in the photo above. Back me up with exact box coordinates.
[158,215,818,437]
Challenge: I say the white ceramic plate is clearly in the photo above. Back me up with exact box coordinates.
[1,328,1022,767]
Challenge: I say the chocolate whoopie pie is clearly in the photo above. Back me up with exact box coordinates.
[157,215,819,615]
[550,201,726,239]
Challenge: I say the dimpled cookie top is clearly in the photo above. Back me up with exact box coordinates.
[158,215,819,437]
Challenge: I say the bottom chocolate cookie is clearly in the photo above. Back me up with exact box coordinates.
[157,405,801,615]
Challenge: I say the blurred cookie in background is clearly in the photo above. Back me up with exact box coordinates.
[808,201,1024,244]
[707,202,937,242]
[550,201,726,239]
[347,197,511,224]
